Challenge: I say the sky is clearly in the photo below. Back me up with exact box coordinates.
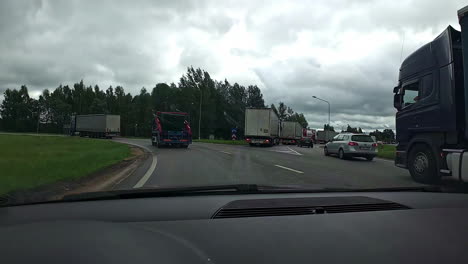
[0,0,465,131]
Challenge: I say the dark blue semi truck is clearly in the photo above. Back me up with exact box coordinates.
[151,112,192,148]
[393,5,468,183]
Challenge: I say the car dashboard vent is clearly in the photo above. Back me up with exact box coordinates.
[212,196,409,219]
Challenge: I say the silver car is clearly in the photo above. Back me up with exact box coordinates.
[324,133,378,161]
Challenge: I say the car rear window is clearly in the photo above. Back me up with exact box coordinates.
[351,135,374,142]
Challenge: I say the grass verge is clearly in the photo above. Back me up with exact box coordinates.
[377,144,396,160]
[193,139,248,145]
[0,134,130,195]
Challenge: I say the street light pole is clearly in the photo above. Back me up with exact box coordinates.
[312,96,331,141]
[198,87,202,140]
[312,96,330,126]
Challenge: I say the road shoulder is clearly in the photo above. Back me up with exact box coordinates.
[5,145,150,204]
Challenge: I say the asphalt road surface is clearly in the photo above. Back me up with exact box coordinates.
[112,138,426,190]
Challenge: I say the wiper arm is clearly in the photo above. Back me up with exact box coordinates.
[63,184,263,202]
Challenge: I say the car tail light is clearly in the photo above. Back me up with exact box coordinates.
[246,138,251,142]
[348,142,359,146]
[372,143,378,147]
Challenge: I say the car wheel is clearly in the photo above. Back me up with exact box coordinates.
[324,147,330,156]
[339,149,346,160]
[366,156,374,161]
[408,144,439,184]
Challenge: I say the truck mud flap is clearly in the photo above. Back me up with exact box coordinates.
[395,151,407,168]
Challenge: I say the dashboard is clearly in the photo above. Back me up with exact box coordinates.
[1,191,468,263]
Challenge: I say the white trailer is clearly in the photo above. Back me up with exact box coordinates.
[244,108,279,146]
[280,121,302,145]
[72,114,120,138]
[316,130,338,144]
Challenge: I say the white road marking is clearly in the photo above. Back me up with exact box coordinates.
[134,153,158,188]
[287,146,302,156]
[269,146,302,156]
[111,139,159,188]
[275,164,304,174]
[220,151,232,155]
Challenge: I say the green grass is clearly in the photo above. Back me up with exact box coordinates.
[377,144,396,160]
[193,139,248,145]
[0,135,131,195]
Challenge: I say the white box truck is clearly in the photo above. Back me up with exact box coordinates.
[71,114,120,138]
[244,108,279,146]
[280,121,302,145]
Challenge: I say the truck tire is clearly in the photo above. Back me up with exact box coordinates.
[408,144,440,184]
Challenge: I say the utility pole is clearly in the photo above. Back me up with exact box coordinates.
[198,87,202,140]
[312,96,331,140]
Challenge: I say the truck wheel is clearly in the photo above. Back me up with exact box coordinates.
[338,149,347,160]
[408,144,440,184]
[324,147,330,156]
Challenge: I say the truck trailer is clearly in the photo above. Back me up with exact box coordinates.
[393,5,468,183]
[280,121,302,145]
[244,108,279,146]
[151,112,192,148]
[71,114,120,138]
[316,130,338,144]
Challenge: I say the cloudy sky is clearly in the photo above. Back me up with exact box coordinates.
[0,0,465,130]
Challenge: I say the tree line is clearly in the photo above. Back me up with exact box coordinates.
[0,67,309,139]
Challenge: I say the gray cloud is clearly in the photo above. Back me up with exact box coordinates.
[0,0,466,130]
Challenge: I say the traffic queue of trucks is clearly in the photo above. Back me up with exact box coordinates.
[393,5,468,183]
[244,107,314,146]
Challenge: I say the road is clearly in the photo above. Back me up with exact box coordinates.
[112,138,426,190]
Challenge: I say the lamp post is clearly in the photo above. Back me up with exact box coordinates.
[198,88,202,140]
[312,96,330,126]
[313,96,331,141]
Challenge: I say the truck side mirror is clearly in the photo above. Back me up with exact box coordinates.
[393,86,399,93]
[394,94,402,110]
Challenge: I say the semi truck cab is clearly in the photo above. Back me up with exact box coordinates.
[393,5,468,183]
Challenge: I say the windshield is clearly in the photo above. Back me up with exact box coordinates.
[351,135,374,142]
[0,1,466,206]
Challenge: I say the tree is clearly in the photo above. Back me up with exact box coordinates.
[0,85,39,132]
[0,68,310,140]
[324,124,335,132]
[246,85,265,107]
[370,129,395,142]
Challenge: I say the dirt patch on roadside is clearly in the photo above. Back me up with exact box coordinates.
[4,146,149,205]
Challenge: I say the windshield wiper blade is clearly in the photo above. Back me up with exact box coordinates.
[62,184,264,202]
